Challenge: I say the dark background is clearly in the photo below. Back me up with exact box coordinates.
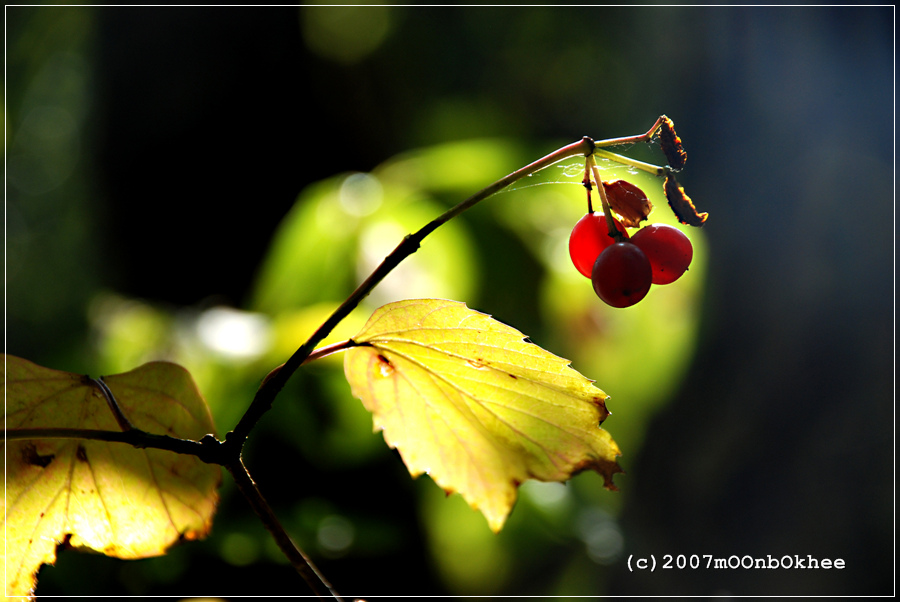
[6,6,894,597]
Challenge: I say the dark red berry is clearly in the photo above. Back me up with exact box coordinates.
[591,242,652,308]
[569,212,629,278]
[631,223,693,285]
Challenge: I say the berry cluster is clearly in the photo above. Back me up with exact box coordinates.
[568,116,705,308]
[569,215,693,308]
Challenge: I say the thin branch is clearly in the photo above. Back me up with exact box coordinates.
[593,148,665,177]
[588,155,621,241]
[226,136,597,449]
[226,458,344,600]
[2,427,222,463]
[593,115,664,148]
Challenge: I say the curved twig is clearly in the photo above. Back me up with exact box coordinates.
[226,458,344,600]
[227,136,597,450]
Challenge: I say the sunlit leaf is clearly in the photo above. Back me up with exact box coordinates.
[343,299,622,532]
[2,356,220,597]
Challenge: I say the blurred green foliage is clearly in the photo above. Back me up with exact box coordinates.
[6,7,100,370]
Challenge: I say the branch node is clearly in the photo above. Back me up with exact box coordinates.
[581,135,596,156]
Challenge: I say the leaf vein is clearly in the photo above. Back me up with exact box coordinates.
[381,348,576,474]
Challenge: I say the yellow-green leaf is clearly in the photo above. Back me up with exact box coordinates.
[343,299,622,532]
[2,356,221,597]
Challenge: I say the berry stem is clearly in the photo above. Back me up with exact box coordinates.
[582,162,594,213]
[593,148,666,177]
[593,115,665,148]
[587,154,627,243]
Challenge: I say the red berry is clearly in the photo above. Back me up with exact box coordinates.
[591,242,652,308]
[631,223,693,285]
[568,212,629,278]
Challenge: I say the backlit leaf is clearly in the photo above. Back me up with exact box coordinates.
[603,179,652,227]
[343,299,622,532]
[2,356,220,597]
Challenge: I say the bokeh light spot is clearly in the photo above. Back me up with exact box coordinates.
[301,5,393,65]
[196,307,272,360]
[317,515,355,556]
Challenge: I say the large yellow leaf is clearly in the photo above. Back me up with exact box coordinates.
[2,356,220,597]
[344,299,622,532]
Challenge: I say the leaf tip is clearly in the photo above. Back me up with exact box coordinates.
[569,442,624,492]
[591,394,612,423]
[601,463,625,492]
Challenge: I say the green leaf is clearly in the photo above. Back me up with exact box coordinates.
[343,299,622,532]
[249,166,478,316]
[2,356,220,597]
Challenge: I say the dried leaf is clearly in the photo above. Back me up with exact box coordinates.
[603,179,652,227]
[2,356,220,597]
[658,115,687,170]
[664,170,708,226]
[343,299,622,532]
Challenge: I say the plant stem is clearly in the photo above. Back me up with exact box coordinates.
[582,162,594,214]
[593,115,664,148]
[226,458,344,600]
[587,155,622,242]
[593,148,665,177]
[227,135,596,449]
[2,427,218,460]
[303,339,360,364]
